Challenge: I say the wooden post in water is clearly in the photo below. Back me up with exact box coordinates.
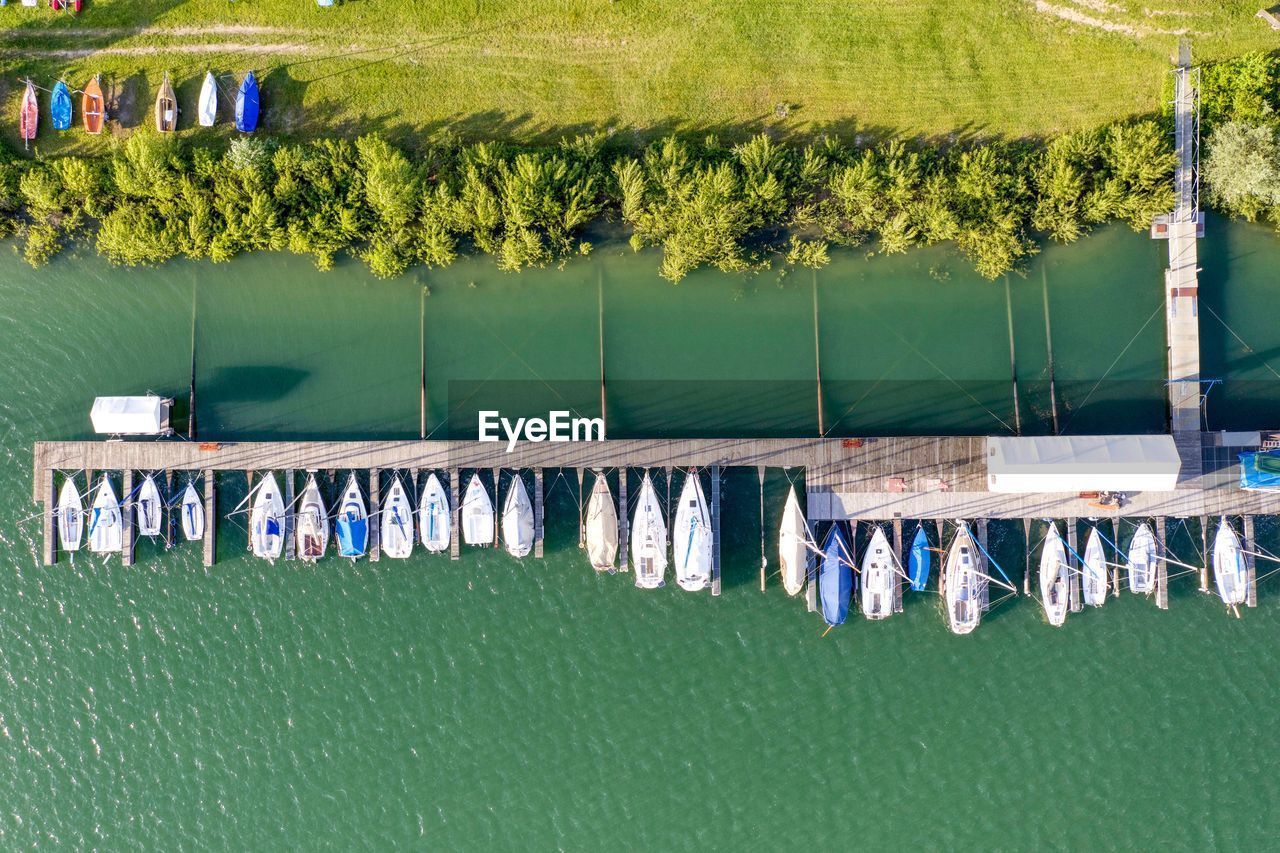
[1199,516,1209,592]
[491,468,501,548]
[892,516,904,613]
[758,466,767,593]
[1067,519,1082,612]
[121,470,135,566]
[617,469,629,573]
[449,469,460,561]
[577,468,586,548]
[164,471,175,550]
[41,468,56,566]
[1244,515,1258,608]
[710,465,722,597]
[368,469,381,562]
[188,282,198,440]
[283,471,296,561]
[245,471,255,552]
[977,518,990,612]
[1022,518,1032,594]
[202,470,216,567]
[812,270,826,436]
[1155,516,1169,610]
[533,467,544,559]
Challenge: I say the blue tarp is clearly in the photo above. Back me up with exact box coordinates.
[236,71,260,132]
[819,524,853,627]
[1239,452,1280,491]
[50,81,71,130]
[908,526,931,591]
[336,515,367,557]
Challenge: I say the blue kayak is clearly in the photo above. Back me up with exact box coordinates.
[819,524,854,627]
[908,525,932,591]
[50,80,72,131]
[235,70,260,132]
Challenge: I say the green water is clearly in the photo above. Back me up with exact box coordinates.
[3,224,1280,849]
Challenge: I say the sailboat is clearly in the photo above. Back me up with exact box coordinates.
[50,80,72,131]
[1127,522,1157,595]
[335,473,368,560]
[461,474,494,546]
[88,476,123,554]
[944,523,981,635]
[1081,527,1108,607]
[908,525,931,591]
[19,79,37,148]
[584,472,618,572]
[777,485,810,596]
[418,473,450,553]
[57,478,84,552]
[818,523,853,627]
[155,72,177,132]
[502,474,535,558]
[295,474,328,562]
[135,473,163,537]
[630,471,668,589]
[673,471,712,591]
[1040,523,1070,627]
[180,481,204,542]
[250,472,285,561]
[235,70,260,132]
[197,71,218,126]
[860,526,896,620]
[381,475,414,559]
[1213,518,1248,607]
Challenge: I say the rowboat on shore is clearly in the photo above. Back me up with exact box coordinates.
[1213,517,1248,608]
[818,523,853,627]
[155,73,177,132]
[461,474,494,546]
[88,476,123,555]
[908,525,931,591]
[197,71,218,127]
[20,80,37,147]
[1082,527,1108,607]
[418,472,450,553]
[631,471,667,590]
[1127,522,1157,595]
[1040,523,1069,627]
[136,474,162,537]
[777,485,810,596]
[381,475,414,559]
[57,478,84,552]
[50,80,72,130]
[180,481,204,541]
[235,70,259,132]
[82,75,105,134]
[673,470,712,592]
[335,473,368,560]
[296,474,328,562]
[860,526,895,620]
[250,473,285,562]
[502,474,535,558]
[944,523,981,635]
[584,472,618,572]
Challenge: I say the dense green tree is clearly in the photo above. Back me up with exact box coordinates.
[1204,120,1280,221]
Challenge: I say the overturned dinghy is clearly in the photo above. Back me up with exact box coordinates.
[88,476,123,555]
[295,474,328,562]
[778,486,810,596]
[860,526,896,620]
[584,472,618,572]
[819,523,853,627]
[461,474,494,546]
[1127,523,1157,595]
[136,473,163,537]
[250,472,285,562]
[381,475,414,559]
[673,471,712,591]
[335,474,368,560]
[1081,527,1108,607]
[1040,523,1070,627]
[944,523,982,636]
[181,481,204,542]
[419,473,450,553]
[57,478,84,552]
[631,471,668,589]
[1213,518,1248,608]
[197,71,218,126]
[502,475,535,558]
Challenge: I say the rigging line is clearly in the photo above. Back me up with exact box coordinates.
[820,344,917,437]
[1202,303,1280,382]
[1058,299,1165,434]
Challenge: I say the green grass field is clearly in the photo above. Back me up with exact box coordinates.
[0,0,1274,154]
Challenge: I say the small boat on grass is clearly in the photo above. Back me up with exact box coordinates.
[296,474,328,562]
[818,523,853,628]
[235,70,259,132]
[631,471,667,590]
[1082,527,1108,607]
[1213,518,1247,608]
[418,473,450,553]
[136,473,162,537]
[1040,523,1069,627]
[673,470,712,592]
[57,478,83,552]
[502,474,535,558]
[944,523,981,635]
[584,472,618,572]
[180,481,204,541]
[20,80,37,147]
[335,473,368,560]
[908,525,931,591]
[860,526,895,620]
[155,73,177,132]
[250,472,285,561]
[82,74,105,134]
[778,485,810,596]
[197,71,218,126]
[461,474,494,546]
[381,475,414,559]
[1127,523,1157,595]
[50,80,72,131]
[88,476,123,554]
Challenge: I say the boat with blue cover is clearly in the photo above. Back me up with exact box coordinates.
[50,80,72,130]
[235,71,259,132]
[336,473,368,559]
[818,523,853,627]
[908,525,931,591]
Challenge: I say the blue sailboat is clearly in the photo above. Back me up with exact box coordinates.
[335,474,368,559]
[819,523,853,627]
[235,70,260,132]
[908,525,931,591]
[50,80,72,130]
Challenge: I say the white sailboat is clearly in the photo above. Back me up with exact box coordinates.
[335,473,368,560]
[778,485,810,596]
[584,472,618,572]
[461,474,494,546]
[296,474,328,562]
[673,470,712,591]
[250,472,285,562]
[197,71,218,126]
[381,475,414,559]
[502,474,535,558]
[135,473,163,537]
[860,526,896,620]
[1213,518,1248,607]
[88,476,123,555]
[1040,523,1070,627]
[630,471,668,589]
[1127,522,1157,595]
[418,472,450,553]
[1081,527,1108,607]
[57,477,84,552]
[944,522,981,635]
[180,481,204,542]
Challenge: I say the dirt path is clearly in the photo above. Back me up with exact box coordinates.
[1030,1,1199,36]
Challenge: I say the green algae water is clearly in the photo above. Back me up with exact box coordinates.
[3,223,1280,849]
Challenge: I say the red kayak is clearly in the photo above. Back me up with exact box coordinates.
[19,80,37,149]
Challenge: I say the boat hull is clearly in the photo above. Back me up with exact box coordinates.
[461,474,494,546]
[1213,520,1248,606]
[197,72,217,126]
[1081,528,1108,607]
[180,482,205,542]
[818,524,853,627]
[82,76,104,134]
[381,477,414,559]
[630,473,667,589]
[585,474,618,572]
[419,473,451,553]
[860,527,895,620]
[88,478,123,554]
[136,475,163,537]
[1127,523,1157,595]
[1040,526,1069,627]
[673,472,711,591]
[335,474,368,559]
[944,525,981,635]
[57,479,84,551]
[777,486,810,596]
[250,473,285,560]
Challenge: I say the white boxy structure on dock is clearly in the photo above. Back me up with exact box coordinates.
[90,396,173,436]
[986,436,1182,494]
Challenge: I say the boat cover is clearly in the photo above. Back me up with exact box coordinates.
[236,71,260,132]
[336,516,366,557]
[908,526,931,591]
[1239,452,1280,491]
[90,395,168,434]
[51,81,72,130]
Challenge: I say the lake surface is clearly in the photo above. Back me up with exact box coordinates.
[3,222,1280,849]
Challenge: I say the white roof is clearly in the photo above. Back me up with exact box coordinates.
[986,435,1181,493]
[90,396,168,435]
